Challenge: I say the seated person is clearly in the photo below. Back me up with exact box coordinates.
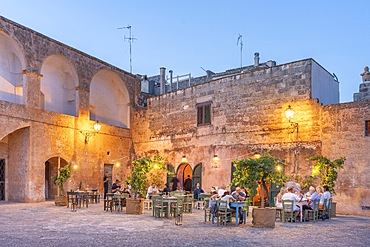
[220,191,236,212]
[146,183,159,199]
[193,182,204,200]
[111,180,121,193]
[231,187,246,223]
[276,187,286,208]
[162,183,171,195]
[218,185,227,197]
[320,185,331,220]
[303,186,320,210]
[281,185,301,212]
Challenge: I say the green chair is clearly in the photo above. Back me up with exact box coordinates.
[304,200,319,222]
[273,196,283,221]
[153,196,168,218]
[216,200,232,226]
[319,198,332,220]
[151,195,161,217]
[203,198,212,222]
[282,199,298,223]
[171,197,184,218]
[184,194,193,213]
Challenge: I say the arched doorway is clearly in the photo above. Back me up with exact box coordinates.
[176,163,192,191]
[45,157,68,200]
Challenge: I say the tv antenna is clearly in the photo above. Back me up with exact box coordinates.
[117,25,137,74]
[236,34,243,68]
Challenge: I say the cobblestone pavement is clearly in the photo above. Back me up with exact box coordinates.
[0,201,369,247]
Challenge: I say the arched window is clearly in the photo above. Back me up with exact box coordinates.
[89,70,130,128]
[40,55,79,116]
[0,33,25,104]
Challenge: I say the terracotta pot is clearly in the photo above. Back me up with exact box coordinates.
[126,198,143,214]
[252,207,276,228]
[54,195,67,206]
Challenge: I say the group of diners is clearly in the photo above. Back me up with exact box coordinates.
[209,186,248,224]
[146,181,203,199]
[276,184,331,221]
[111,180,132,194]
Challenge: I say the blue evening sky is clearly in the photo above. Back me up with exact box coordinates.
[1,1,368,103]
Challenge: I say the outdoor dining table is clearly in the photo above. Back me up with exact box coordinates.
[198,194,212,200]
[67,191,89,209]
[162,196,178,218]
[230,201,247,226]
[297,199,308,222]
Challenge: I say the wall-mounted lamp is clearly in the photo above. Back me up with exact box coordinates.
[211,154,220,168]
[213,154,220,162]
[81,121,102,144]
[285,105,298,133]
[180,155,188,164]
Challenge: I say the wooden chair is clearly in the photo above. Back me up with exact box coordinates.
[304,200,319,222]
[216,200,232,226]
[153,196,168,218]
[282,199,299,223]
[171,197,184,218]
[184,194,193,213]
[273,196,283,221]
[319,198,332,220]
[151,195,161,217]
[143,199,152,210]
[67,192,78,212]
[203,198,212,222]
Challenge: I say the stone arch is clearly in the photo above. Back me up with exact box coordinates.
[40,54,79,116]
[90,70,130,128]
[0,32,26,104]
[0,126,30,202]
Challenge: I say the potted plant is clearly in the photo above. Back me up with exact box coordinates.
[231,153,285,227]
[126,156,166,214]
[308,155,345,217]
[53,165,71,206]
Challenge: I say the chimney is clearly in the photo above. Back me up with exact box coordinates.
[254,52,260,66]
[169,70,173,91]
[159,67,166,94]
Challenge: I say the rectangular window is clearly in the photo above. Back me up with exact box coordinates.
[197,101,211,126]
[366,120,370,136]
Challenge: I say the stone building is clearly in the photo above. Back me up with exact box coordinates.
[0,16,369,216]
[0,16,136,202]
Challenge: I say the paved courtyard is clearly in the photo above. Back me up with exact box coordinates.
[0,201,369,247]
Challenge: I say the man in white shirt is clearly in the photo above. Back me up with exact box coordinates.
[281,185,301,211]
[146,184,159,199]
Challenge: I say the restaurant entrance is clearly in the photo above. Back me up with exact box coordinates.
[0,159,5,201]
[176,163,192,191]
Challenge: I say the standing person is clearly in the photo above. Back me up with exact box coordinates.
[193,182,204,200]
[171,175,179,191]
[103,172,109,199]
[184,175,192,192]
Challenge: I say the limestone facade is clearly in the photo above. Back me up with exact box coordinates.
[132,60,370,217]
[1,16,369,217]
[0,16,136,202]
